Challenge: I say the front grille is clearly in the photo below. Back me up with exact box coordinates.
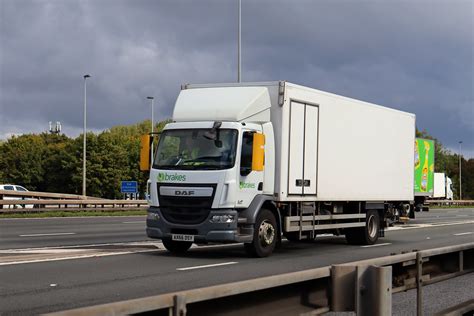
[159,195,213,208]
[161,207,210,224]
[157,183,216,224]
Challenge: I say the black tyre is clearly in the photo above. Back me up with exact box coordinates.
[162,239,192,254]
[345,210,380,245]
[415,203,423,212]
[244,209,277,257]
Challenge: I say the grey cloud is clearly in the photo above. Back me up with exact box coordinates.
[0,0,472,156]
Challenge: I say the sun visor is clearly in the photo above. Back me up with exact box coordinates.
[173,87,271,122]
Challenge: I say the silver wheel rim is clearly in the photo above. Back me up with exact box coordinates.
[259,220,275,246]
[368,214,377,238]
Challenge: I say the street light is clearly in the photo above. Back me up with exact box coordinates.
[458,141,463,200]
[147,96,154,166]
[83,74,91,196]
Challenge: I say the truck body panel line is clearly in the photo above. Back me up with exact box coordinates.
[285,221,366,232]
[286,214,366,221]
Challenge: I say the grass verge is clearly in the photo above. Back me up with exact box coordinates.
[0,209,147,218]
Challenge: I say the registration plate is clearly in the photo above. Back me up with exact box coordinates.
[172,234,195,242]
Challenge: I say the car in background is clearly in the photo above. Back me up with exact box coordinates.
[0,184,36,209]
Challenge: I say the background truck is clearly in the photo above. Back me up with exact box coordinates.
[143,81,415,257]
[433,172,454,200]
[413,138,435,212]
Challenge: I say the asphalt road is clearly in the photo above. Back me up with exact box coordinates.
[0,208,473,315]
[0,216,147,250]
[1,208,472,250]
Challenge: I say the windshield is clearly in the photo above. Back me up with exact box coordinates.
[153,129,238,170]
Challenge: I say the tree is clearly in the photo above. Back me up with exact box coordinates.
[0,134,47,190]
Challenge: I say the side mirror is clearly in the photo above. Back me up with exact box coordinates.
[252,133,265,172]
[140,135,151,171]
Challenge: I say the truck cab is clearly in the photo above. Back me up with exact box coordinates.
[146,85,278,257]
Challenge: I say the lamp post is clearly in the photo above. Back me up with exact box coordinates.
[237,0,241,83]
[83,74,90,196]
[147,96,154,165]
[458,141,462,200]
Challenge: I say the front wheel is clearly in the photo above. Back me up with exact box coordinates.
[162,239,192,255]
[244,209,277,257]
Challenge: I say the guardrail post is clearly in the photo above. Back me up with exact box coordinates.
[331,265,356,311]
[356,265,392,316]
[416,252,423,316]
[173,294,186,316]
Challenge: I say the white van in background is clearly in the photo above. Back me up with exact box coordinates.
[0,184,35,208]
[433,173,454,200]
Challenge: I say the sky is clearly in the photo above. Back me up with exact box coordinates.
[0,0,473,157]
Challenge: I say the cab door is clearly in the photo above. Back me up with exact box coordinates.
[236,125,264,208]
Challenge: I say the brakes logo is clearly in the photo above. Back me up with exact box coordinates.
[157,172,186,182]
[174,190,195,196]
[239,182,256,189]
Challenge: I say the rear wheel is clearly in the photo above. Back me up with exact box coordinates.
[162,239,192,255]
[244,209,277,257]
[345,210,380,245]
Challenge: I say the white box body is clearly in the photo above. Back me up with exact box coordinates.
[433,173,447,198]
[275,83,415,202]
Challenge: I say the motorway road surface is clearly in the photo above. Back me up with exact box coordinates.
[1,208,472,250]
[0,208,473,315]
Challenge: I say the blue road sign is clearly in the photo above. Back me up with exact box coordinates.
[121,181,138,193]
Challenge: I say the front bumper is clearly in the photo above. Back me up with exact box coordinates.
[146,206,253,243]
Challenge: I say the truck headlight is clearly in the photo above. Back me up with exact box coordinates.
[147,212,160,221]
[210,215,235,223]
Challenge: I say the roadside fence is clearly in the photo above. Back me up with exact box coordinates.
[0,189,146,212]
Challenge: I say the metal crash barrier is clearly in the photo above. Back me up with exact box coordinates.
[427,199,474,207]
[0,190,146,213]
[45,242,474,316]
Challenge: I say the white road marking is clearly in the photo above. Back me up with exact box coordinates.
[0,249,90,254]
[122,221,144,224]
[50,284,57,287]
[361,243,392,248]
[0,249,159,266]
[453,232,473,236]
[177,262,238,271]
[19,232,76,237]
[2,241,161,251]
[387,220,474,231]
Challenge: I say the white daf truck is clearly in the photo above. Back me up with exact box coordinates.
[144,81,415,257]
